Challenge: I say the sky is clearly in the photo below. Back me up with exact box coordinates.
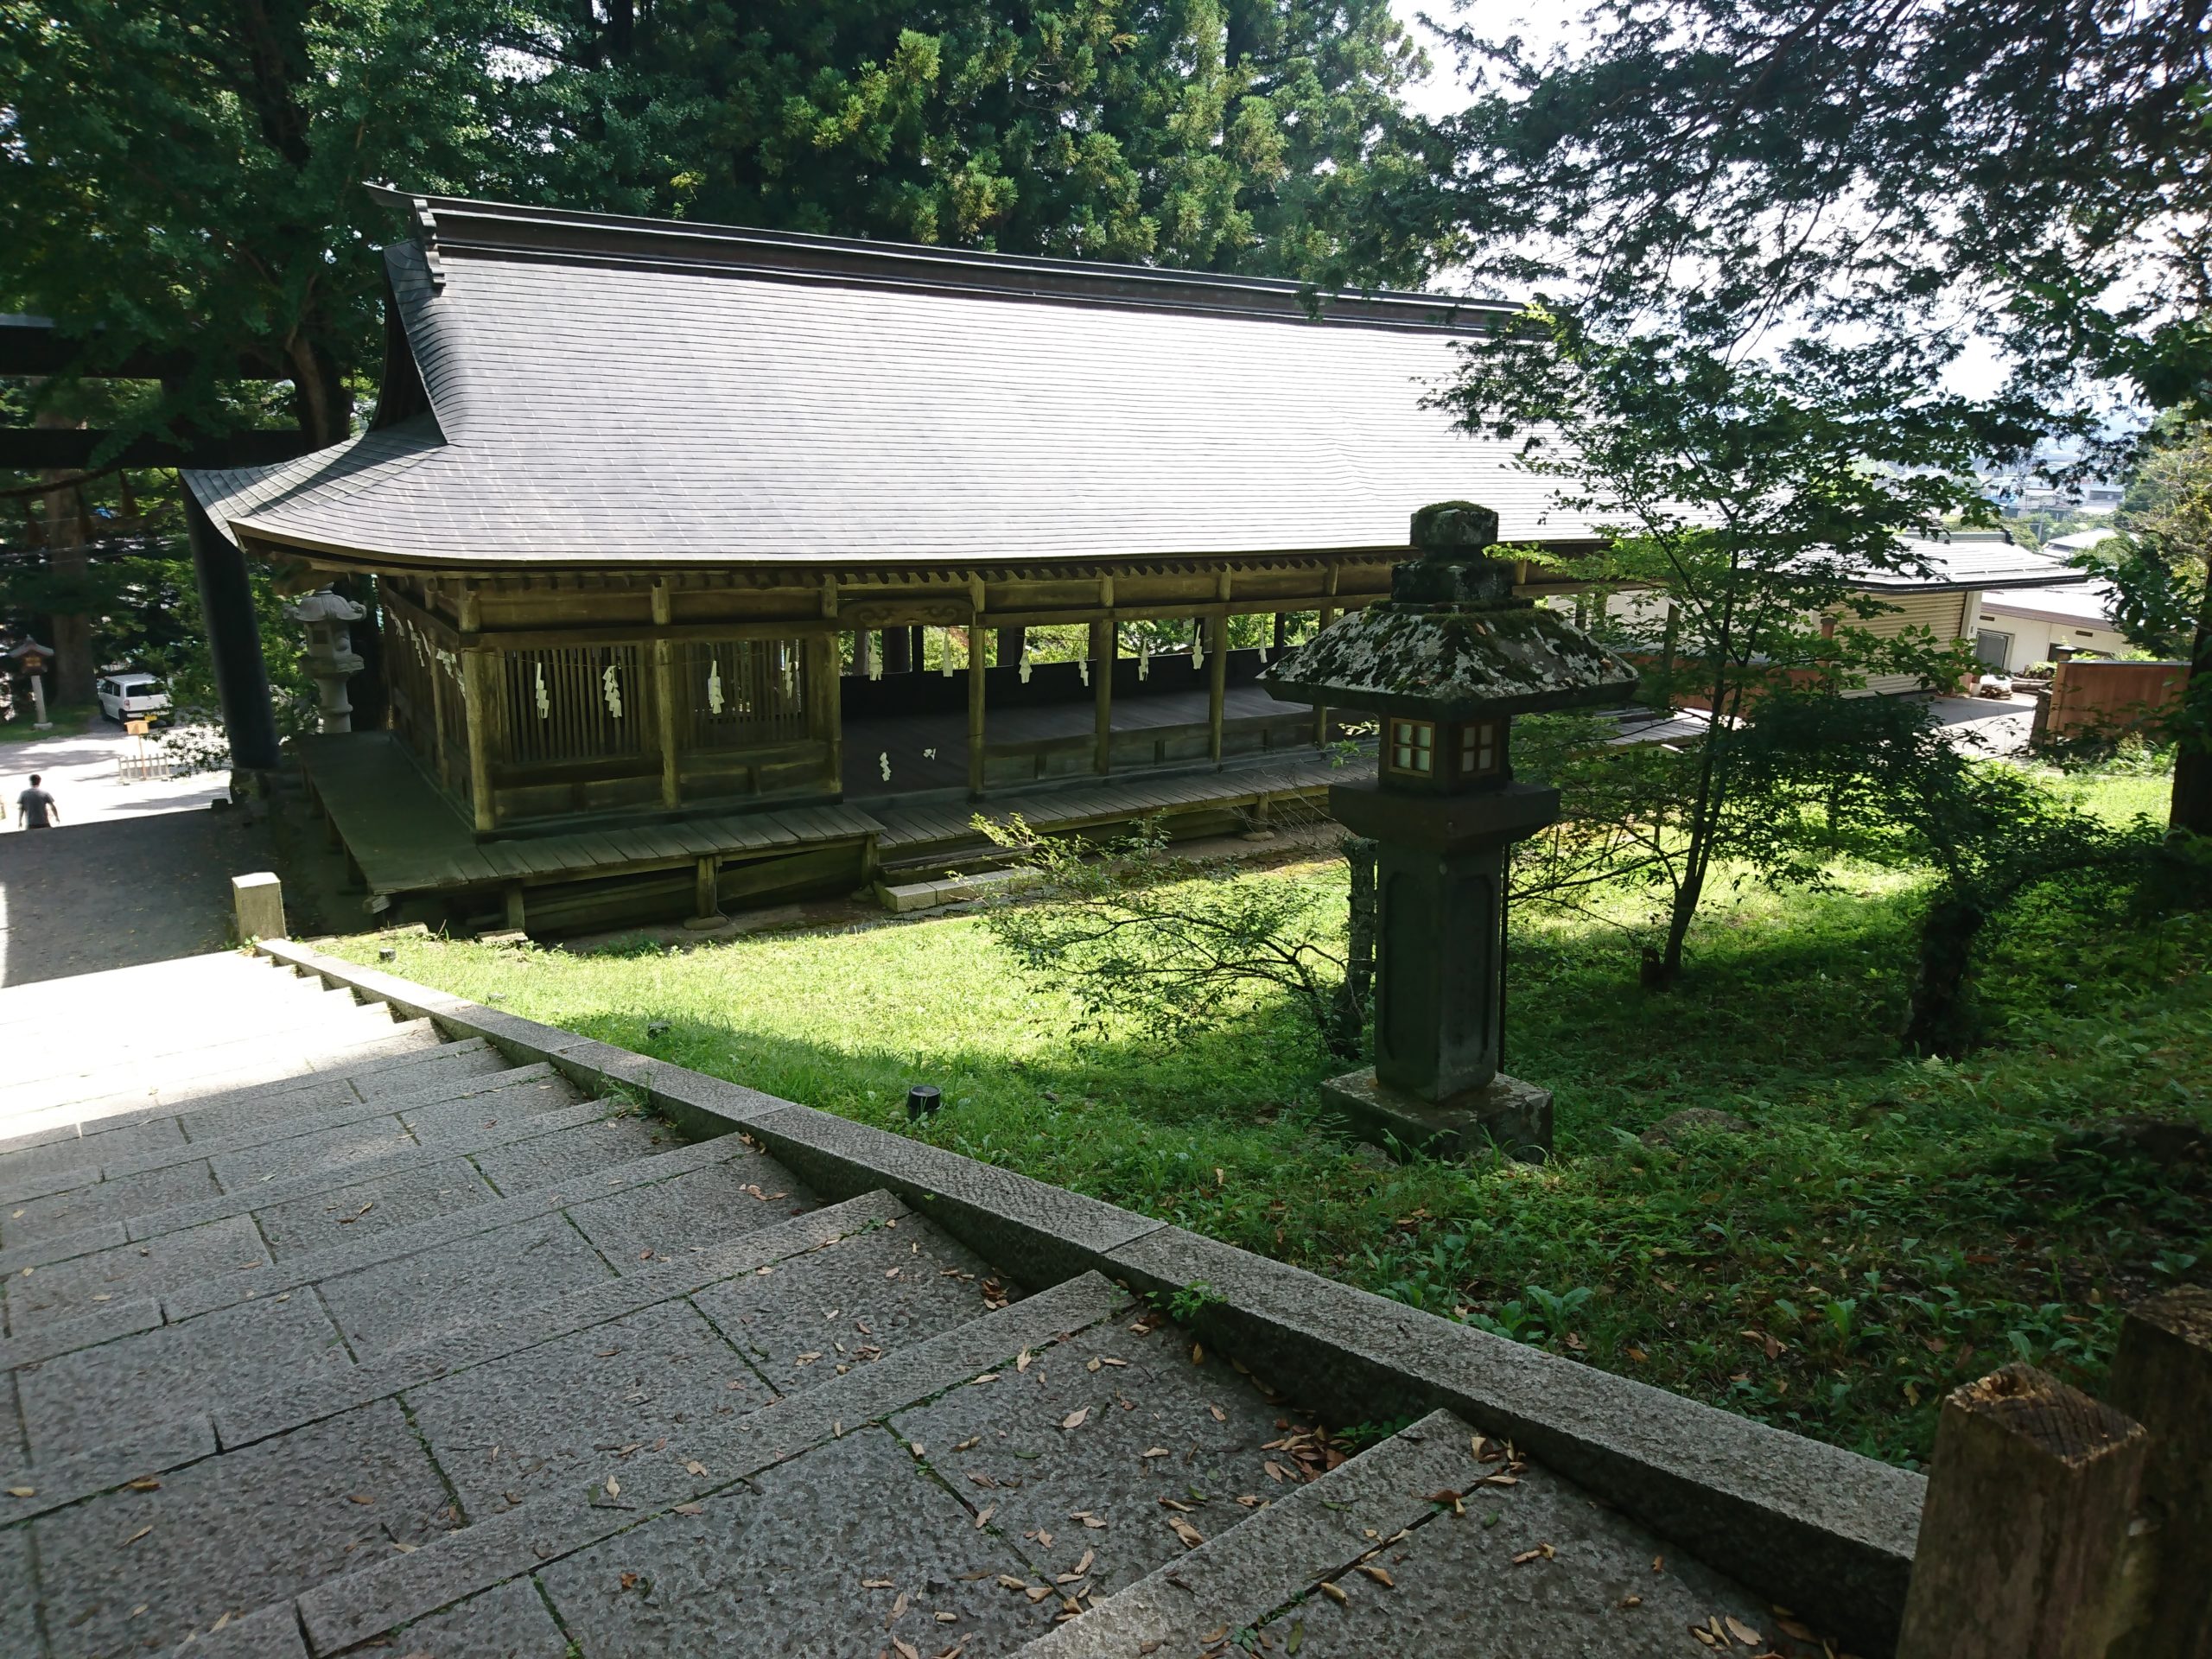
[1385,1,2019,404]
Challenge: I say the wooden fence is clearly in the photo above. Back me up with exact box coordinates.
[2037,658,2191,742]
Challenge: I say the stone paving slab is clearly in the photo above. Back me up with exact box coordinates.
[1,1160,221,1255]
[251,1156,505,1262]
[1014,1409,1484,1659]
[122,1096,612,1250]
[162,1136,766,1325]
[0,1525,41,1659]
[540,1426,1056,1658]
[294,1273,1127,1655]
[0,1367,24,1466]
[1242,1461,1783,1658]
[217,1191,908,1453]
[692,1212,1005,1396]
[383,1577,570,1659]
[893,1315,1289,1605]
[564,1152,818,1268]
[409,1297,768,1518]
[396,1071,586,1144]
[315,1211,619,1356]
[207,1113,421,1192]
[0,1115,188,1193]
[3,1214,270,1334]
[175,1039,510,1142]
[0,1412,216,1524]
[466,1111,679,1196]
[0,1296,161,1373]
[29,1399,454,1659]
[14,1294,352,1465]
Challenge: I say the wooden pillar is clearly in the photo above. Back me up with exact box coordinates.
[428,655,451,790]
[2105,1287,2212,1656]
[1313,565,1340,748]
[995,626,1026,667]
[883,626,912,674]
[1657,602,1681,709]
[853,628,875,678]
[1895,1364,2148,1659]
[967,623,987,796]
[504,884,526,931]
[1206,611,1228,766]
[1090,618,1113,775]
[910,625,925,671]
[652,639,680,809]
[692,855,718,921]
[805,636,842,794]
[460,649,497,834]
[1272,611,1287,652]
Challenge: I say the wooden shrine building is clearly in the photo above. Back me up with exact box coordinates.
[183,188,2075,933]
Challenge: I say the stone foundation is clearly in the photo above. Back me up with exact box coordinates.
[1319,1065,1553,1161]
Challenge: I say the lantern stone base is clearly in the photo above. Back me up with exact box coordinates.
[1319,1066,1553,1163]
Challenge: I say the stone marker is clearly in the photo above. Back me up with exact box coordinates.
[2104,1286,2212,1658]
[232,872,285,943]
[1896,1363,2147,1659]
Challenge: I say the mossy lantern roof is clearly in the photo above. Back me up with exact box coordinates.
[1260,503,1642,721]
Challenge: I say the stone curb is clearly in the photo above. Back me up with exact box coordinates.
[295,1270,1127,1655]
[1014,1408,1480,1657]
[1103,1224,1923,1654]
[216,1188,909,1450]
[250,938,1925,1656]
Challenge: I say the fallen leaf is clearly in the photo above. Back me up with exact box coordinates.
[1777,1617,1818,1641]
[684,1460,708,1478]
[604,1477,620,1498]
[1652,1555,1665,1573]
[970,1373,999,1385]
[996,1575,1027,1591]
[1167,1516,1205,1548]
[1725,1616,1763,1645]
[1017,1350,1034,1373]
[124,1526,152,1545]
[1357,1564,1394,1587]
[347,1494,375,1506]
[953,1438,981,1452]
[1692,1627,1720,1649]
[1025,1586,1052,1603]
[1086,1358,1102,1373]
[890,1591,911,1620]
[1510,1544,1555,1566]
[126,1478,160,1492]
[4,1487,33,1498]
[1141,1446,1172,1459]
[1158,1497,1192,1512]
[1619,1595,1643,1609]
[892,1640,920,1659]
[1318,1580,1347,1604]
[673,1503,703,1516]
[975,1505,995,1530]
[863,1579,895,1589]
[1059,1408,1090,1430]
[620,1572,639,1591]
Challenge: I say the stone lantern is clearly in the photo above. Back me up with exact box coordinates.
[283,588,368,735]
[1261,501,1639,1160]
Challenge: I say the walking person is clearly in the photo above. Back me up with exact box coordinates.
[16,773,58,830]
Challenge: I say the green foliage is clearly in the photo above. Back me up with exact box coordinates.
[334,763,2210,1466]
[1446,313,1994,978]
[976,813,1357,1058]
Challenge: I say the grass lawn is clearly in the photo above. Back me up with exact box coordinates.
[334,767,2209,1469]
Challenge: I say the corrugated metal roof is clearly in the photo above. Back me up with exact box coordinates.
[1857,531,2087,594]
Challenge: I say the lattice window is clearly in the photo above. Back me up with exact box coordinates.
[499,645,646,765]
[683,639,806,750]
[1388,717,1434,776]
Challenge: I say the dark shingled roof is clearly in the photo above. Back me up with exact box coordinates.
[181,189,2090,594]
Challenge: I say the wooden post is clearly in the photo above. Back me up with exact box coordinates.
[967,622,987,796]
[461,649,497,834]
[883,626,911,674]
[652,639,681,809]
[1206,611,1228,766]
[504,884,526,932]
[1313,563,1340,748]
[853,628,875,677]
[428,656,450,789]
[1091,618,1114,776]
[692,855,718,923]
[1895,1363,2147,1659]
[805,636,842,795]
[2105,1287,2212,1657]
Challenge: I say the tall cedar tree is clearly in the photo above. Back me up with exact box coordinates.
[1439,0,2212,831]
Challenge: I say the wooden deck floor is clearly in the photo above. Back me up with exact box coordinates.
[297,733,1342,901]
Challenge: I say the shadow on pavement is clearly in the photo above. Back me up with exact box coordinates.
[0,810,276,987]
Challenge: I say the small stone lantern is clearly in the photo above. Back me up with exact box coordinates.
[284,588,368,735]
[1261,501,1639,1159]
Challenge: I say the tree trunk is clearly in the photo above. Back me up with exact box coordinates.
[2169,562,2212,836]
[1329,836,1377,1058]
[1904,889,1989,1057]
[33,405,92,706]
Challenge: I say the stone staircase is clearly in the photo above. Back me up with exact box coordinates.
[0,950,1866,1659]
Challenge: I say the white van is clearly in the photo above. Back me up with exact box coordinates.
[96,672,170,723]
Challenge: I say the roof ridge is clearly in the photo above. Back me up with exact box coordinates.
[362,182,1510,334]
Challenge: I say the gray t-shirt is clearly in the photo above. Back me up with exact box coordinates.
[17,788,54,828]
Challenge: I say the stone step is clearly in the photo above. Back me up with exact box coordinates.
[0,1190,916,1518]
[883,1294,1306,1619]
[0,1034,507,1162]
[0,1076,606,1276]
[0,1058,578,1226]
[0,998,414,1120]
[296,1272,1128,1659]
[0,967,359,1061]
[1020,1408,1784,1658]
[2,1202,1070,1658]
